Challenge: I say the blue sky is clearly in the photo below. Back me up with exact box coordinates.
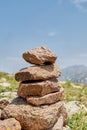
[0,0,87,73]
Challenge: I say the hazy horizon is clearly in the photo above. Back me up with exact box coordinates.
[0,0,87,73]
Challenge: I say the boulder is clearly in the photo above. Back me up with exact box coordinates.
[23,46,57,65]
[15,64,61,82]
[0,98,10,110]
[1,97,63,130]
[0,118,21,130]
[64,101,87,118]
[27,87,64,106]
[18,78,60,97]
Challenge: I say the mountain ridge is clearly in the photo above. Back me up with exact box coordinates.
[60,65,87,85]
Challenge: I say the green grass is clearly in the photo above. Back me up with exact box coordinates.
[62,81,87,106]
[62,81,87,130]
[0,72,19,92]
[68,112,87,130]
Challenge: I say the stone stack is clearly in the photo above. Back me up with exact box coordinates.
[15,46,64,106]
[1,46,67,130]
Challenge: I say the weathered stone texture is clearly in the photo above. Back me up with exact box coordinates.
[0,118,21,130]
[23,46,57,65]
[51,115,63,130]
[15,64,61,82]
[27,87,64,106]
[1,97,63,130]
[0,109,1,119]
[18,78,60,97]
[0,98,10,110]
[60,106,68,125]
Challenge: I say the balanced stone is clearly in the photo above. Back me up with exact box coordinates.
[26,87,64,106]
[1,46,68,130]
[23,46,57,65]
[1,97,63,130]
[17,79,60,97]
[15,64,61,82]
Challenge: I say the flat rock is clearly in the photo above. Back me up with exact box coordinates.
[0,98,10,110]
[15,64,61,82]
[23,46,57,65]
[27,87,64,106]
[1,97,63,130]
[18,78,60,97]
[0,118,21,130]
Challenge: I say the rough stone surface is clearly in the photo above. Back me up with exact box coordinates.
[0,118,21,130]
[27,87,64,106]
[15,64,61,82]
[0,109,1,119]
[0,98,10,110]
[51,115,63,130]
[1,97,63,130]
[60,106,68,126]
[23,46,57,65]
[18,78,60,97]
[64,101,87,118]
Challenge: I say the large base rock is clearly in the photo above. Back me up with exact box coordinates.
[27,87,64,106]
[15,64,61,82]
[23,46,57,65]
[18,79,60,97]
[1,97,63,130]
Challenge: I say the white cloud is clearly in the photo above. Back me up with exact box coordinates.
[71,0,87,12]
[48,32,56,37]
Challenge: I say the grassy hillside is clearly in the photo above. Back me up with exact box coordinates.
[0,72,19,93]
[62,81,87,130]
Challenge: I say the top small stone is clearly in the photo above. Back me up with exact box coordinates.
[23,46,57,65]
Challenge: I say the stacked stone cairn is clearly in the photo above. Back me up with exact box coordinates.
[1,46,67,130]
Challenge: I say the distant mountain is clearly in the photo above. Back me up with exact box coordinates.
[60,65,87,85]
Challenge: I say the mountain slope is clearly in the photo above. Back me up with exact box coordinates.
[60,65,87,85]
